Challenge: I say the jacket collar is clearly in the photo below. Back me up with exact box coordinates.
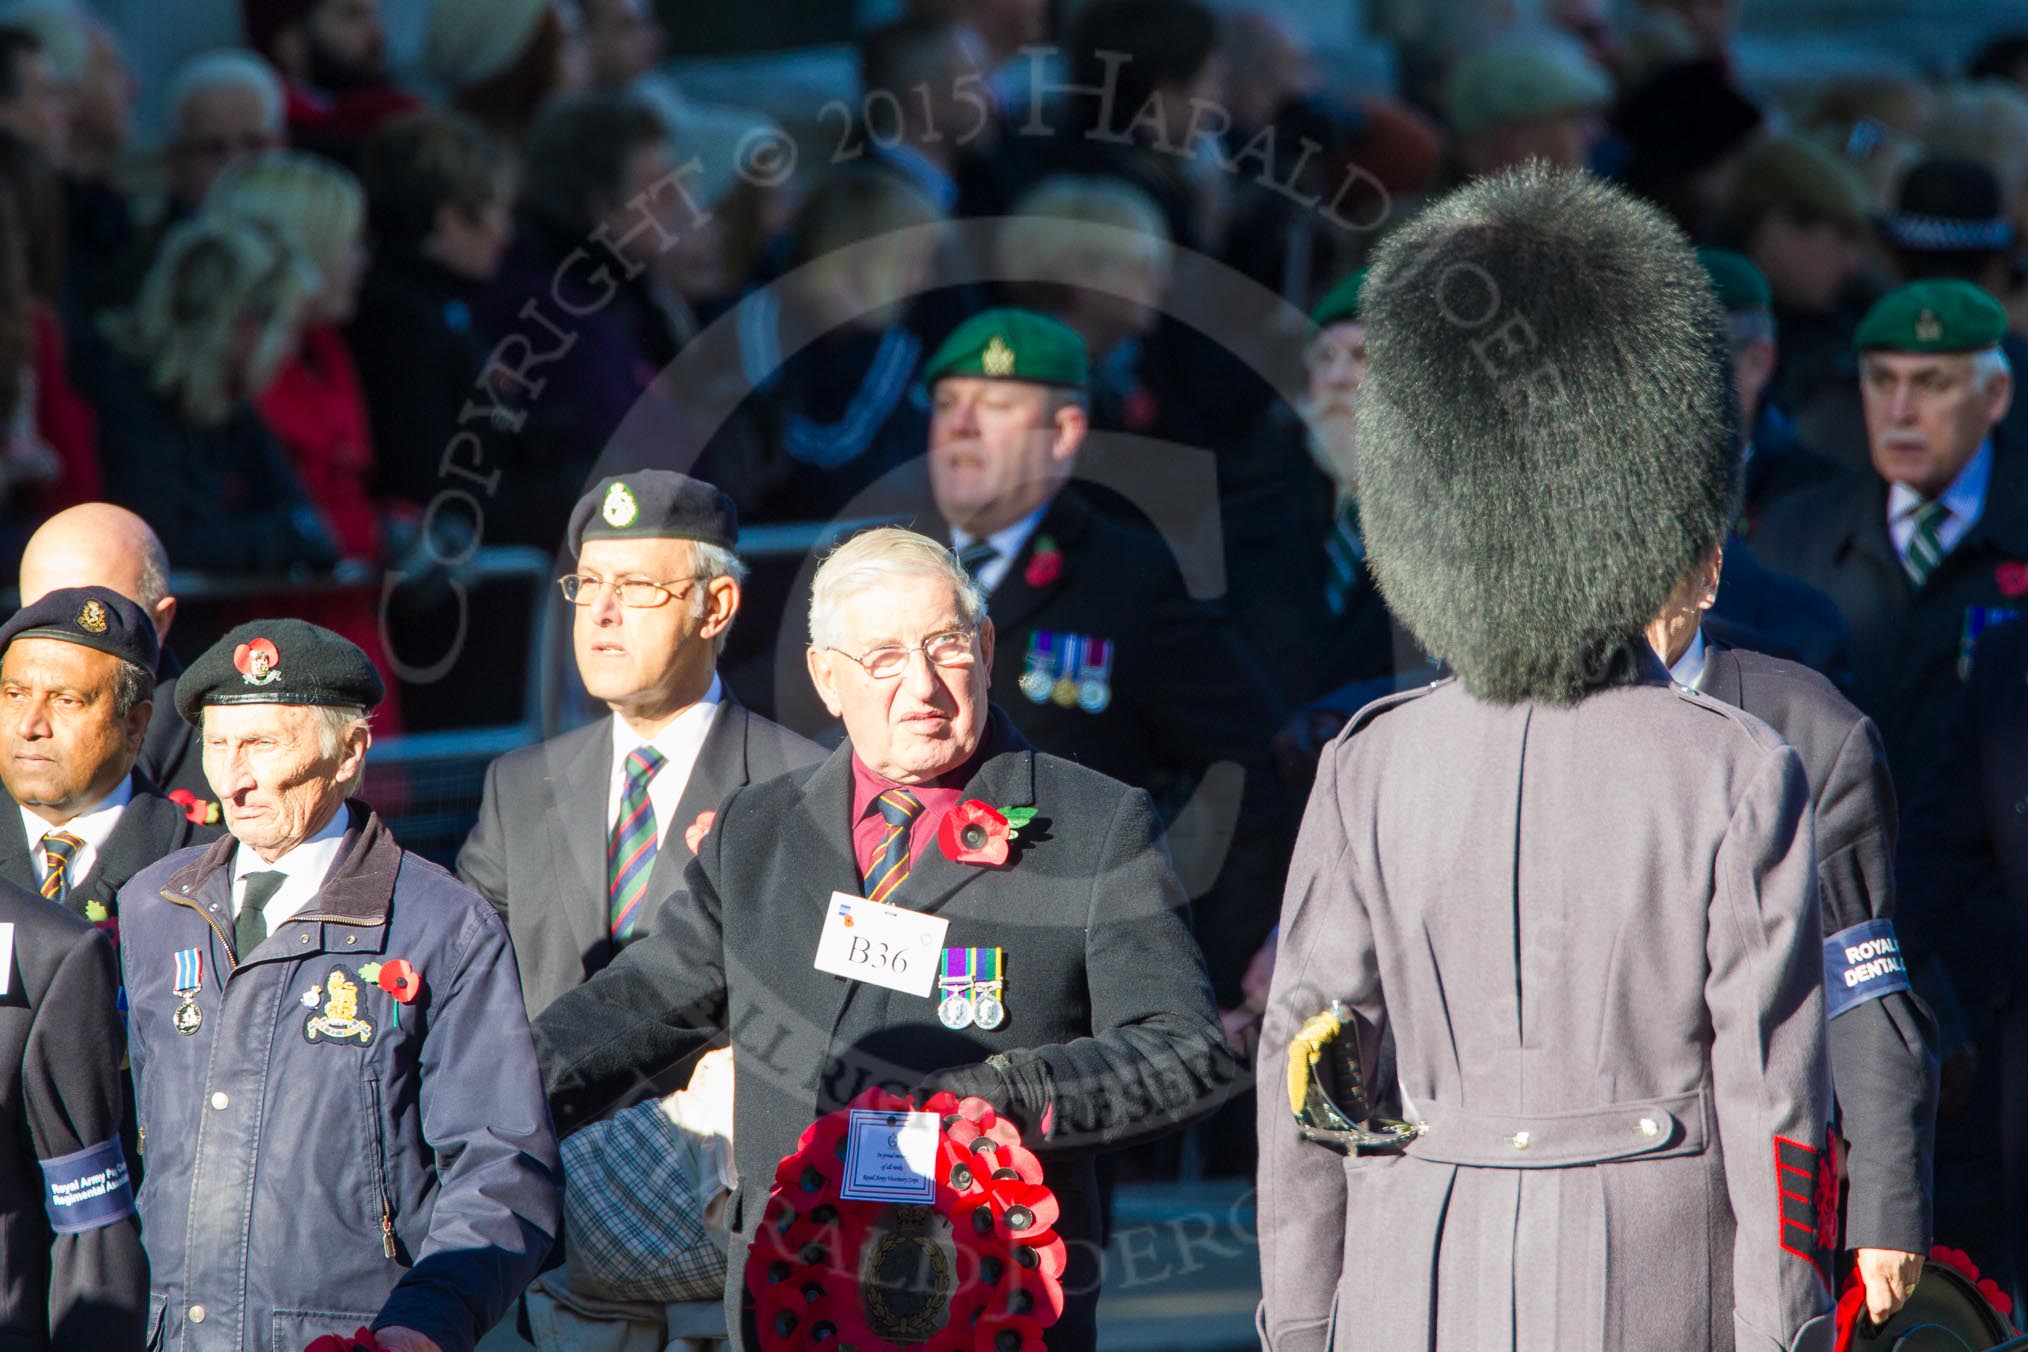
[974,490,1092,635]
[163,801,400,927]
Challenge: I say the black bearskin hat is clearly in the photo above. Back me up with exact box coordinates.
[1355,164,1736,704]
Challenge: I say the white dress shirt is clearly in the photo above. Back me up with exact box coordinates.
[231,806,350,933]
[606,675,724,848]
[953,507,1048,596]
[22,775,133,889]
[1887,438,1991,566]
[1669,626,1709,692]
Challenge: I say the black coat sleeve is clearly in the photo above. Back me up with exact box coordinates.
[931,788,1240,1153]
[535,823,730,1136]
[1813,714,1937,1253]
[23,928,147,1348]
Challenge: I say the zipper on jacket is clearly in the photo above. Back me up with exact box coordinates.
[365,1077,395,1259]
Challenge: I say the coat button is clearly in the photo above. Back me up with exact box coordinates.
[2015,798,2027,815]
[209,1092,229,1111]
[189,1305,206,1324]
[1637,1118,1660,1138]
[1511,1131,1530,1150]
[299,934,310,944]
[345,935,356,945]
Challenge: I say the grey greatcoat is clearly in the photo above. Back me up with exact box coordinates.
[1257,672,1834,1352]
[1699,636,1936,1253]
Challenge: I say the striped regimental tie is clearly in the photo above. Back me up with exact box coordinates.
[861,789,923,904]
[39,830,83,905]
[1902,497,1952,588]
[1323,499,1366,617]
[607,746,667,944]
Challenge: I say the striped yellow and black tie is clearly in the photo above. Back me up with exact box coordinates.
[39,830,84,905]
[862,789,923,903]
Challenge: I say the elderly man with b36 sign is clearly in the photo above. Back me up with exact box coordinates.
[535,526,1236,1351]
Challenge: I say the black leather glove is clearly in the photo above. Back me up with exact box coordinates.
[914,1053,1053,1138]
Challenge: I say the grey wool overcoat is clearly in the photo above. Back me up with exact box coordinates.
[1257,672,1835,1352]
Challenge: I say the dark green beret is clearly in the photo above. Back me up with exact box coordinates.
[1854,279,2008,354]
[0,586,160,676]
[1696,248,1771,313]
[1311,269,1368,329]
[922,308,1089,389]
[176,618,384,724]
[567,471,738,557]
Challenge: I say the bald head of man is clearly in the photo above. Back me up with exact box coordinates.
[19,504,175,648]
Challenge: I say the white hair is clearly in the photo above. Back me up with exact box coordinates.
[312,704,372,797]
[1861,345,2012,390]
[807,527,985,652]
[691,540,747,658]
[165,49,285,139]
[1973,344,2013,390]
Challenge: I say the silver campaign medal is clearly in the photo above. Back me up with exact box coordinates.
[938,992,976,1029]
[171,947,204,1036]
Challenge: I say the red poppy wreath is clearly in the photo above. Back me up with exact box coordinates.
[747,1087,1065,1351]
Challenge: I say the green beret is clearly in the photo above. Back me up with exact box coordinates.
[1311,269,1367,329]
[1854,279,2008,354]
[922,308,1089,389]
[1696,248,1771,313]
[176,618,385,724]
[568,471,738,557]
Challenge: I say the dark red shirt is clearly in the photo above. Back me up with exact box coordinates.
[847,755,970,889]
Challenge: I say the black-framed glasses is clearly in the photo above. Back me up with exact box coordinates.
[557,573,703,608]
[825,629,977,679]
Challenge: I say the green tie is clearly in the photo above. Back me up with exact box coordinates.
[236,871,285,960]
[1323,498,1365,616]
[1903,497,1951,587]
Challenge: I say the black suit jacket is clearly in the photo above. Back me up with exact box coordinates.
[1897,618,2028,1032]
[0,773,217,930]
[0,882,147,1346]
[138,651,209,802]
[1219,408,1420,709]
[965,490,1293,1004]
[1712,535,1855,690]
[1740,404,1845,536]
[1700,638,1936,1252]
[1754,437,2028,791]
[457,696,823,1018]
[535,711,1235,1352]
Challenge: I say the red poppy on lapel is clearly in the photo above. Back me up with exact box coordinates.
[683,809,716,854]
[1023,536,1064,588]
[1997,561,2028,598]
[939,802,1040,867]
[304,1329,385,1352]
[377,959,422,1004]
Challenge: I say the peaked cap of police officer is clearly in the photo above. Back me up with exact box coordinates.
[1354,163,1736,704]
